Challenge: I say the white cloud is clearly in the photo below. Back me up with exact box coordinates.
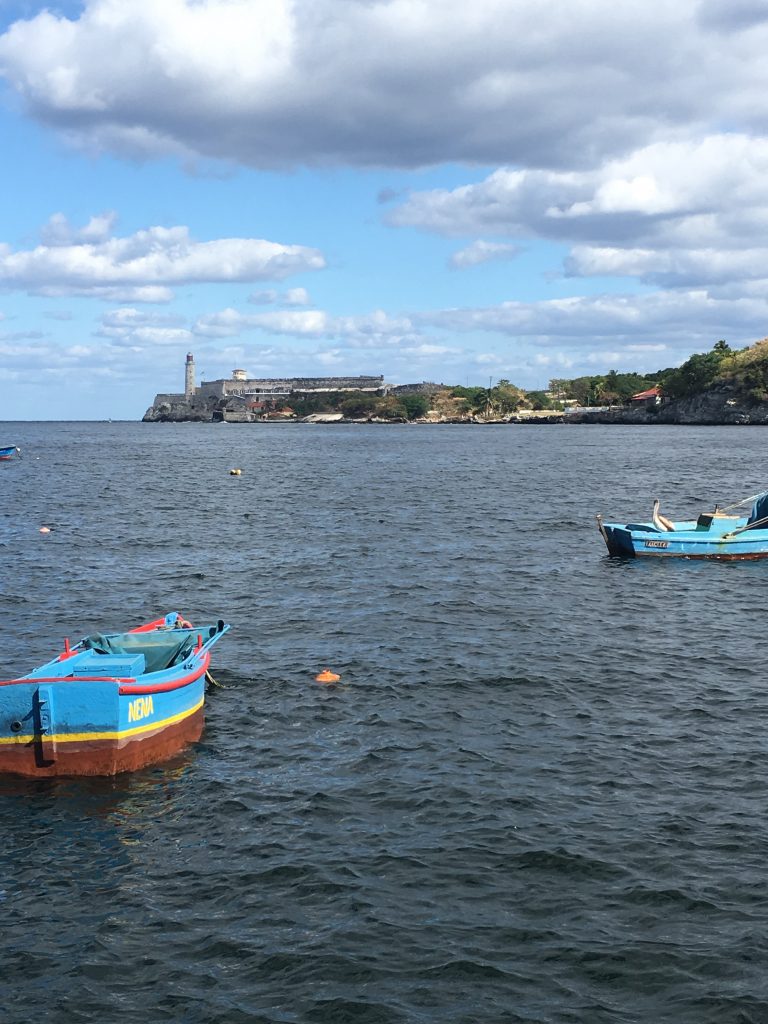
[315,349,345,366]
[0,219,325,299]
[421,289,768,350]
[565,244,768,289]
[3,1,768,170]
[449,240,520,269]
[401,343,460,358]
[283,287,310,306]
[41,211,117,246]
[181,280,768,385]
[393,136,768,244]
[248,290,279,305]
[0,330,45,341]
[248,287,311,306]
[37,284,175,303]
[101,307,185,328]
[392,135,768,299]
[96,307,192,347]
[193,307,426,347]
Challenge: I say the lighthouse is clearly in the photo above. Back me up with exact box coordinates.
[184,352,195,401]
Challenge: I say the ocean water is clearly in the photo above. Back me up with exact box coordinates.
[2,421,768,1024]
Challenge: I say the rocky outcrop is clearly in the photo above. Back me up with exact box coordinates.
[567,382,767,425]
[145,395,260,419]
[301,412,344,423]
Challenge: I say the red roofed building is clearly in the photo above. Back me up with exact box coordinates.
[630,386,662,407]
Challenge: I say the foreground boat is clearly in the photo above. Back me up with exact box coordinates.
[0,612,230,777]
[597,491,768,560]
[0,445,20,460]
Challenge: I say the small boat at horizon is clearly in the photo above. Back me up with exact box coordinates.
[597,490,768,560]
[0,445,20,460]
[0,612,230,777]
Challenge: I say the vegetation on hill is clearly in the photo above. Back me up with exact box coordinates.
[449,380,526,416]
[701,337,768,405]
[548,370,659,406]
[290,379,528,420]
[657,339,732,399]
[271,337,768,420]
[288,390,430,420]
[549,338,768,407]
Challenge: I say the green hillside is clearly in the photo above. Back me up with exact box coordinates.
[549,337,768,407]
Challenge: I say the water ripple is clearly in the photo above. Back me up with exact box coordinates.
[3,423,768,1022]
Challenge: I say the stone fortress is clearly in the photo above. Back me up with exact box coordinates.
[143,353,389,422]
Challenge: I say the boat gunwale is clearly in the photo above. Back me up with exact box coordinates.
[0,651,210,691]
[601,523,768,545]
[0,617,228,691]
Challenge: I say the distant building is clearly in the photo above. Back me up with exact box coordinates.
[143,355,391,422]
[194,362,386,402]
[630,386,663,408]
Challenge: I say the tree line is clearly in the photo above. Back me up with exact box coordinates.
[281,337,768,419]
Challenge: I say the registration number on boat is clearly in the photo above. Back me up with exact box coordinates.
[645,540,669,548]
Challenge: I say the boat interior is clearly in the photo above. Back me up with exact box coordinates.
[25,624,224,679]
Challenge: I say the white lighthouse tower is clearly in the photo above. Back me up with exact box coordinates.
[184,352,195,401]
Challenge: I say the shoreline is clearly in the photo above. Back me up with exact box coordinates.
[139,415,768,426]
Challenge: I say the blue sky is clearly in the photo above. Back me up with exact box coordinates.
[2,0,768,419]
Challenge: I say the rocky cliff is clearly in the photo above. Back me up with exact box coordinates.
[142,395,244,422]
[568,382,768,425]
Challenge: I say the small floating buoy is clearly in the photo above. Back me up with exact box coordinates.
[39,526,51,534]
[315,668,341,684]
[229,468,242,476]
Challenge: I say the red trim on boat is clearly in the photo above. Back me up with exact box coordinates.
[0,654,208,691]
[119,656,209,694]
[0,675,135,687]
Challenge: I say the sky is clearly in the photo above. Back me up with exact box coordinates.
[2,1,768,419]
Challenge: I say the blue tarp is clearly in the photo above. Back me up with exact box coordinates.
[82,630,197,674]
[747,491,768,525]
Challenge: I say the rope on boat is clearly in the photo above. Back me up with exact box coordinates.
[718,491,765,513]
[723,513,768,539]
[205,669,226,688]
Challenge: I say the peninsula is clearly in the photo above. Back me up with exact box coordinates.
[143,338,768,425]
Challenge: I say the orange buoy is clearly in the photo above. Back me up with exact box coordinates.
[39,526,51,534]
[315,668,341,684]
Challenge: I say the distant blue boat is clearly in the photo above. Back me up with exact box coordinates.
[0,445,19,460]
[0,612,230,777]
[597,491,768,559]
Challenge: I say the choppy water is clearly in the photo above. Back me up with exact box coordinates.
[2,421,768,1023]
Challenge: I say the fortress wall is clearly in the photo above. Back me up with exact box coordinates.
[197,376,385,400]
[152,393,185,404]
[197,382,227,399]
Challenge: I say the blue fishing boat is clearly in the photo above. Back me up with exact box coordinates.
[597,491,768,559]
[0,445,20,460]
[0,612,230,777]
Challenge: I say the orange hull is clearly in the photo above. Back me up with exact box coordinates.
[0,708,204,778]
